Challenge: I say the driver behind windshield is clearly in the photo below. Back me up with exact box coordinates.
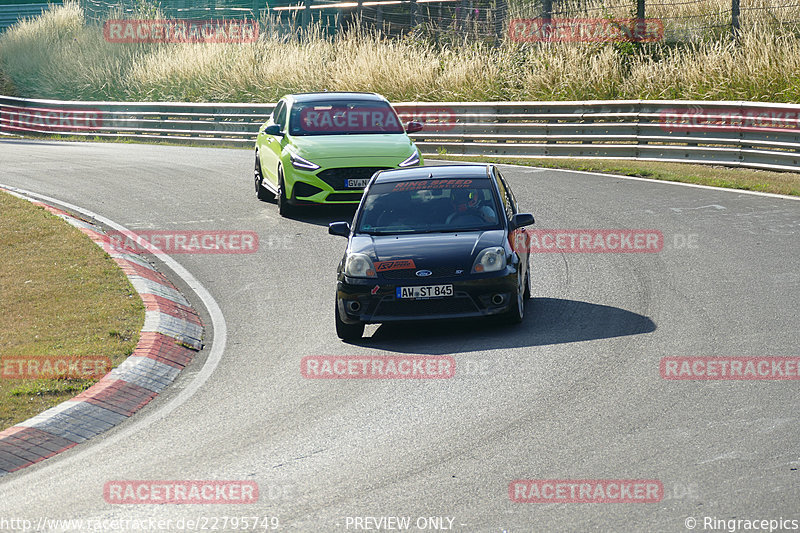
[446,188,497,225]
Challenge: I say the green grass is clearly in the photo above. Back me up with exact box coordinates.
[2,2,800,103]
[427,155,800,197]
[0,191,144,430]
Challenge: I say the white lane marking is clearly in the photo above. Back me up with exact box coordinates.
[0,184,227,484]
[670,205,727,213]
[127,217,257,228]
[483,162,800,202]
[517,168,546,174]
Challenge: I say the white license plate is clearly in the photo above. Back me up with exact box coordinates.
[345,178,370,189]
[396,285,454,299]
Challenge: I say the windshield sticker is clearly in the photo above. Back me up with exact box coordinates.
[392,179,473,191]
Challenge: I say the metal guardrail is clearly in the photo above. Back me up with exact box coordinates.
[0,3,56,32]
[1,95,799,172]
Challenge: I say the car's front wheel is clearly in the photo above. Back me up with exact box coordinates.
[277,166,293,217]
[254,151,274,201]
[523,263,531,300]
[504,272,525,324]
[335,299,364,340]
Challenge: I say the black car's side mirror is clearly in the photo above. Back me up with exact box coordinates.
[328,222,351,237]
[510,213,535,230]
[405,121,424,134]
[264,124,283,136]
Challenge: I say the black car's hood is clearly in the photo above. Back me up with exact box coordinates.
[350,230,507,267]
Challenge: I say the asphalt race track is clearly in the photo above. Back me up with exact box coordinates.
[0,140,798,532]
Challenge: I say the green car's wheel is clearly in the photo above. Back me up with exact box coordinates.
[254,151,274,201]
[335,300,364,340]
[277,166,293,217]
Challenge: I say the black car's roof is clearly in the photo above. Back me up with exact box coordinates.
[374,165,492,183]
[287,92,387,104]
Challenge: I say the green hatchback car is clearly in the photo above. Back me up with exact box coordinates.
[254,92,424,216]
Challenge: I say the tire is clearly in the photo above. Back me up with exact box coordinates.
[504,273,525,325]
[336,299,364,340]
[276,166,294,217]
[254,151,274,201]
[523,264,531,300]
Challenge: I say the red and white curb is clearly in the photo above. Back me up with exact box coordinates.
[0,190,204,476]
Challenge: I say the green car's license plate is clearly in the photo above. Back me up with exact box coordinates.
[345,178,370,189]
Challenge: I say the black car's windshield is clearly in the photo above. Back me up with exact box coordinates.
[289,100,404,136]
[356,178,503,235]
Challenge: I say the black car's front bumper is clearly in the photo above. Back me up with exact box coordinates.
[336,269,519,324]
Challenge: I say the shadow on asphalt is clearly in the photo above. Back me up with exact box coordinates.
[275,204,359,228]
[346,297,656,353]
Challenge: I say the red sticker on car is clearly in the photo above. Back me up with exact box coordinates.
[374,259,417,272]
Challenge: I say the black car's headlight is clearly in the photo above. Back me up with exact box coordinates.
[289,151,320,171]
[471,247,506,273]
[345,253,377,278]
[398,150,420,167]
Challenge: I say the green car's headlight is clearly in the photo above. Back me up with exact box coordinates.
[471,247,506,274]
[398,150,420,168]
[289,151,320,171]
[345,253,377,278]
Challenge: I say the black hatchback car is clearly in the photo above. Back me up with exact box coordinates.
[328,164,535,340]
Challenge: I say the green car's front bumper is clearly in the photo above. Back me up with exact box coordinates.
[282,155,424,205]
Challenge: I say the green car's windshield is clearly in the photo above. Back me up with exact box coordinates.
[357,178,503,235]
[289,100,405,136]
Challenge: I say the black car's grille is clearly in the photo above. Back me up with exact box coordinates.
[374,296,478,317]
[316,167,390,190]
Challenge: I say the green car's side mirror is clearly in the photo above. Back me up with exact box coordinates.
[405,121,423,134]
[264,124,283,136]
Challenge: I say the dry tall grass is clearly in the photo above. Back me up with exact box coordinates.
[1,1,799,102]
